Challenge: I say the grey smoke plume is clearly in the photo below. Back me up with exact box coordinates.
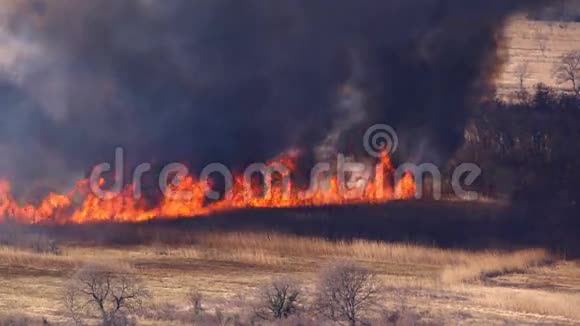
[0,0,547,197]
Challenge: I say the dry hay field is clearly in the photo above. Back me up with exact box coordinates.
[0,200,579,325]
[498,17,580,97]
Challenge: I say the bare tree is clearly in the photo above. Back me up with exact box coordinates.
[515,62,531,91]
[63,264,149,326]
[553,50,580,96]
[316,261,380,326]
[187,288,204,317]
[382,288,422,326]
[255,278,301,320]
[63,285,86,326]
[514,62,531,103]
[534,30,549,57]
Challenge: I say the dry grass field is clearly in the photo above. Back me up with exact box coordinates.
[0,228,578,325]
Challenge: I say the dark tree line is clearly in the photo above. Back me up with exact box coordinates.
[450,83,580,203]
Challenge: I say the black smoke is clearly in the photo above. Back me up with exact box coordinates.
[0,0,547,197]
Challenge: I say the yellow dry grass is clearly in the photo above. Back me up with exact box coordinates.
[0,233,553,284]
[187,232,552,269]
[0,246,78,270]
[477,287,580,321]
[440,249,551,284]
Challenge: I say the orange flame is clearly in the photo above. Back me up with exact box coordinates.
[0,152,416,224]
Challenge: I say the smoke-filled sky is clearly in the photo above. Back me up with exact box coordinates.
[0,0,547,197]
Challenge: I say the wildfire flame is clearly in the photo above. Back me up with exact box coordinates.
[0,152,416,224]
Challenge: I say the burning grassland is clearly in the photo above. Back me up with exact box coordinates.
[0,0,551,214]
[0,0,577,324]
[0,152,416,224]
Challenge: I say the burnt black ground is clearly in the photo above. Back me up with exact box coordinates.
[15,200,579,258]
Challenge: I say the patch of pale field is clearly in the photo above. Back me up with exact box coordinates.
[498,17,580,97]
[0,233,578,325]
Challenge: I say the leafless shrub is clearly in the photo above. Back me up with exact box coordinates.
[553,50,580,96]
[0,226,61,255]
[28,234,62,255]
[0,315,50,326]
[534,30,548,57]
[269,316,325,326]
[315,261,380,326]
[515,62,531,91]
[382,310,422,326]
[138,303,193,324]
[255,278,302,320]
[198,310,240,326]
[63,263,149,326]
[382,289,422,326]
[187,288,205,319]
